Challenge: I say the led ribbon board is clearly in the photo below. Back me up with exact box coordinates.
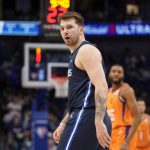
[0,21,40,36]
[84,23,150,36]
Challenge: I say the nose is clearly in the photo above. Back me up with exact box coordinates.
[113,71,119,76]
[64,28,69,34]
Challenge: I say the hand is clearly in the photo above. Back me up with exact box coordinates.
[120,141,129,150]
[95,119,111,148]
[53,123,65,144]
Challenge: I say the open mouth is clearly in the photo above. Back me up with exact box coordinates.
[65,37,70,40]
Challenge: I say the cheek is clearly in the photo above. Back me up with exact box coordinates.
[109,74,112,78]
[60,32,64,37]
[72,30,79,35]
[71,32,78,40]
[143,106,146,110]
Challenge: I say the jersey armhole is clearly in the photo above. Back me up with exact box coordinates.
[118,88,126,103]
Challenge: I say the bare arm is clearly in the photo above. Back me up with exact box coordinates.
[121,85,142,144]
[75,45,110,148]
[53,113,69,143]
[76,45,108,120]
[60,113,69,125]
[148,115,150,137]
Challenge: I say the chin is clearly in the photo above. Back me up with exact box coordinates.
[64,41,70,45]
[112,80,121,84]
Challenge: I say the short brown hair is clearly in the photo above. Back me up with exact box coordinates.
[58,11,84,26]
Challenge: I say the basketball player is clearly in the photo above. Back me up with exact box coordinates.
[53,11,112,150]
[136,99,150,150]
[107,64,142,150]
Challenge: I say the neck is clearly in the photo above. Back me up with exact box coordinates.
[69,37,85,53]
[112,82,123,90]
[141,113,146,119]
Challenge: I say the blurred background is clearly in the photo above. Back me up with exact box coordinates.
[0,0,150,149]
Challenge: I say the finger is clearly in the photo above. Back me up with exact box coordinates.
[98,136,106,148]
[105,131,111,141]
[53,132,57,140]
[55,138,59,144]
[101,138,109,148]
[53,132,60,143]
[55,136,60,144]
[100,133,111,148]
[53,132,56,141]
[102,130,111,141]
[56,134,60,141]
[103,133,111,145]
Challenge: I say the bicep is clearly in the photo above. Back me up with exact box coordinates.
[122,87,139,116]
[79,47,107,88]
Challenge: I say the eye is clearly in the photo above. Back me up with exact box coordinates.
[67,25,72,29]
[60,27,64,31]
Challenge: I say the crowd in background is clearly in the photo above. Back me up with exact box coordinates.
[0,0,150,149]
[0,87,67,150]
[2,0,150,23]
[0,40,150,149]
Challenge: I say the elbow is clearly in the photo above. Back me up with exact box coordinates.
[95,82,108,98]
[102,82,108,96]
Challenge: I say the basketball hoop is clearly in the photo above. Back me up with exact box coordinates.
[51,76,68,98]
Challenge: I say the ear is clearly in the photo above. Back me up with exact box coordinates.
[80,26,84,33]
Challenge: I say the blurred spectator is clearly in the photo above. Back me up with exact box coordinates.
[21,130,32,150]
[4,93,23,123]
[136,99,150,149]
[125,0,141,22]
[22,95,32,130]
[7,112,24,150]
[48,132,57,150]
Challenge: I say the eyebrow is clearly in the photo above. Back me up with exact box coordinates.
[60,24,73,27]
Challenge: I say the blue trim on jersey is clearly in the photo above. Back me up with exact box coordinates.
[83,81,91,107]
[118,95,125,102]
[65,81,91,150]
[122,101,126,121]
[118,95,126,121]
[125,125,131,137]
[65,109,84,150]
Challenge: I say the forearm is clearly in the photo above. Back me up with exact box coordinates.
[95,86,108,121]
[60,113,69,125]
[125,114,142,143]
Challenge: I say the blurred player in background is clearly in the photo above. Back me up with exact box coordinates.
[107,64,141,150]
[136,99,150,150]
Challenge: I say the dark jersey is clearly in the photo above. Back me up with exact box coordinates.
[58,41,111,150]
[67,41,98,113]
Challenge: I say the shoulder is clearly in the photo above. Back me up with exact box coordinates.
[145,114,150,123]
[108,87,112,93]
[78,44,102,59]
[120,83,135,97]
[121,83,134,93]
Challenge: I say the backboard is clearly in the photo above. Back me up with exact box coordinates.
[22,43,70,89]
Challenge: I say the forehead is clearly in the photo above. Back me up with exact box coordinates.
[110,66,124,72]
[60,19,76,26]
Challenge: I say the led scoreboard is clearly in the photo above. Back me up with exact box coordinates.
[47,0,70,24]
[42,0,74,38]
